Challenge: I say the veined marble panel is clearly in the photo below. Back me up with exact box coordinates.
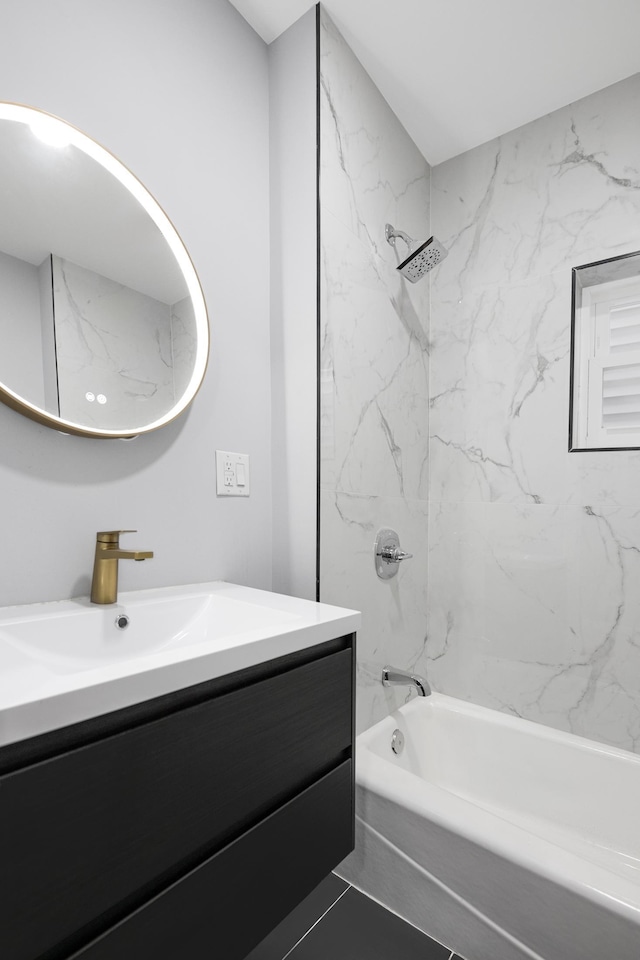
[319,7,432,734]
[321,207,430,500]
[430,73,640,510]
[320,4,431,494]
[426,500,640,752]
[320,8,430,259]
[431,73,640,298]
[430,268,640,507]
[320,489,429,734]
[428,73,640,752]
[430,270,570,504]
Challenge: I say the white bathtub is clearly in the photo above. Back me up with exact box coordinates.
[339,693,640,960]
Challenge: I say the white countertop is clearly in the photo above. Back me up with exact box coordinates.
[0,581,360,748]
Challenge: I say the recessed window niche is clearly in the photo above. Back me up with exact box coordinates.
[570,250,640,451]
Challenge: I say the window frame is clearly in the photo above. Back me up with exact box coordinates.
[569,249,640,452]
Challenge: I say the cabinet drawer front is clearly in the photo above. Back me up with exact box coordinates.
[0,648,352,960]
[72,761,353,960]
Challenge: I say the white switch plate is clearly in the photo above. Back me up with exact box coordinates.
[216,450,250,497]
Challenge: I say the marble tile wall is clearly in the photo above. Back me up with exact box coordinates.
[170,294,197,400]
[427,73,640,751]
[318,9,432,733]
[52,255,176,430]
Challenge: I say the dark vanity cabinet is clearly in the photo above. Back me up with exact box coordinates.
[0,634,355,960]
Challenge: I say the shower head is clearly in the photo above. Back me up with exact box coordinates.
[385,223,448,283]
[397,235,448,282]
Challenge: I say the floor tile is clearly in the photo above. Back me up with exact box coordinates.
[289,888,450,960]
[244,873,348,960]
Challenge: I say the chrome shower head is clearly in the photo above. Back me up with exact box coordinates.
[385,223,448,283]
[397,235,448,282]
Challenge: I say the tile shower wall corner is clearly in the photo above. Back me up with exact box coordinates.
[427,72,640,751]
[319,8,431,732]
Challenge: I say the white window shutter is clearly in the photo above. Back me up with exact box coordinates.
[589,295,640,446]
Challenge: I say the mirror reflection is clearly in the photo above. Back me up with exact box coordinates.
[0,105,207,437]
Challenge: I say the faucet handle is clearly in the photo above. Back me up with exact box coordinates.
[380,545,413,563]
[96,530,137,544]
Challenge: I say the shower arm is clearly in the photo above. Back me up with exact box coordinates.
[385,223,414,254]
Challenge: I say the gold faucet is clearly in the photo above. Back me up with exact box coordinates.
[90,530,154,604]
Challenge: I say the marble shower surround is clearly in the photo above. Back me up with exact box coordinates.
[318,8,431,733]
[427,73,640,751]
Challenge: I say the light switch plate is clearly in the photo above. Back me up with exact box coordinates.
[216,450,250,497]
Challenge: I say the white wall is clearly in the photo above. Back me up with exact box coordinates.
[268,8,318,601]
[0,0,272,605]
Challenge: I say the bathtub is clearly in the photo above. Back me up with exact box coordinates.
[338,693,640,960]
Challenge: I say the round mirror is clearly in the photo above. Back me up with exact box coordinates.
[0,103,209,438]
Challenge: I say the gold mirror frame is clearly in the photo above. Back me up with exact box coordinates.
[0,103,209,439]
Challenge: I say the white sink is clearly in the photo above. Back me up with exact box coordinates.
[1,591,300,669]
[0,582,360,747]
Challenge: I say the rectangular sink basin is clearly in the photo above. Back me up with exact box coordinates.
[2,591,301,668]
[0,582,360,748]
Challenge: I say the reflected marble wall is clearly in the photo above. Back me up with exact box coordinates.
[52,256,176,429]
[318,9,431,732]
[171,295,197,400]
[428,73,640,751]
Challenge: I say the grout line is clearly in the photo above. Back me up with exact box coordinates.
[280,884,352,960]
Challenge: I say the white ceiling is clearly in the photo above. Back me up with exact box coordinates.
[229,0,640,165]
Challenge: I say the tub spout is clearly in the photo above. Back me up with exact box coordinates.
[382,666,431,697]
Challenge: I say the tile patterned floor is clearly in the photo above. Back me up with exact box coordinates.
[246,873,462,960]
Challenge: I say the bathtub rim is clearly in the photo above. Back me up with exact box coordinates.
[356,692,640,926]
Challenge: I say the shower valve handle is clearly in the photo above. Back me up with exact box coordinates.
[379,545,413,564]
[374,528,412,580]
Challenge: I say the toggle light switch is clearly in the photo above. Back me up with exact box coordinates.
[216,450,250,497]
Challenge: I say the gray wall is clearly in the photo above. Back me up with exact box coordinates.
[0,0,272,605]
[0,249,43,406]
[268,8,318,601]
